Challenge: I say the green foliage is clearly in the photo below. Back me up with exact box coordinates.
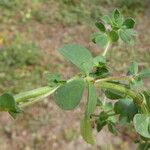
[96,111,108,132]
[85,83,97,117]
[59,44,93,75]
[114,98,138,122]
[0,93,21,118]
[0,8,149,148]
[92,8,136,48]
[127,61,138,75]
[95,21,106,32]
[123,18,135,29]
[80,117,95,145]
[54,78,85,110]
[134,114,150,138]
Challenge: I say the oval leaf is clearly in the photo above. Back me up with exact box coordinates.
[0,93,19,112]
[0,93,21,118]
[119,29,131,43]
[59,44,93,75]
[108,30,119,42]
[123,18,135,29]
[114,98,138,121]
[101,15,112,25]
[95,21,106,32]
[54,78,85,110]
[134,114,150,138]
[85,83,97,117]
[80,117,95,145]
[95,34,108,47]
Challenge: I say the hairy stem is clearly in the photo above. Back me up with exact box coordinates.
[95,76,133,83]
[95,81,143,105]
[15,86,59,103]
[19,87,58,108]
[13,78,147,113]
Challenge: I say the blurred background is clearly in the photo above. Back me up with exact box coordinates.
[0,0,149,149]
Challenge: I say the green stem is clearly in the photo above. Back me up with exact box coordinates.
[19,87,58,108]
[102,41,111,56]
[95,76,133,83]
[15,86,59,103]
[95,81,143,105]
[13,77,148,113]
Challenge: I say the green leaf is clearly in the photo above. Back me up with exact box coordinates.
[0,93,21,119]
[91,33,100,43]
[54,78,85,110]
[47,73,62,87]
[114,98,138,121]
[127,61,138,75]
[138,69,150,79]
[102,102,113,111]
[90,65,109,79]
[93,55,106,67]
[59,44,93,75]
[112,9,123,27]
[119,29,131,43]
[101,15,112,25]
[143,91,150,113]
[129,78,143,90]
[137,143,150,150]
[96,111,108,132]
[108,30,119,42]
[134,114,150,139]
[123,18,135,29]
[112,9,120,21]
[95,21,106,32]
[108,122,117,135]
[104,89,125,100]
[80,117,95,145]
[85,83,97,117]
[0,93,20,113]
[94,34,108,47]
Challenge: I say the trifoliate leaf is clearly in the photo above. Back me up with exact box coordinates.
[54,78,85,110]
